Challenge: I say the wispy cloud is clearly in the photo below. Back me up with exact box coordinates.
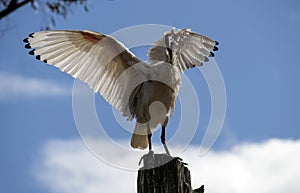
[32,138,300,193]
[0,71,70,101]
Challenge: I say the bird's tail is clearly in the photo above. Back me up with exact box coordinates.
[130,122,149,150]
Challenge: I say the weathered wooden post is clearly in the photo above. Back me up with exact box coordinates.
[137,153,204,193]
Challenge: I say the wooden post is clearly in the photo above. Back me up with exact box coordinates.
[137,153,204,193]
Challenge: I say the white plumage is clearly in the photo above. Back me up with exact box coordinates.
[24,28,218,152]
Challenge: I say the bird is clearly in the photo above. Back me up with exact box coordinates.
[23,28,219,156]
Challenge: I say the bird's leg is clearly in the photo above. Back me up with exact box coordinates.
[160,124,186,164]
[161,116,171,156]
[161,125,171,156]
[147,123,153,153]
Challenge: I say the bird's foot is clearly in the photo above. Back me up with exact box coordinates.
[160,150,187,165]
[173,156,188,165]
[138,150,154,166]
[162,143,171,156]
[162,155,188,165]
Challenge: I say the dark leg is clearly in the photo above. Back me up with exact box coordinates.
[147,123,152,152]
[161,125,171,156]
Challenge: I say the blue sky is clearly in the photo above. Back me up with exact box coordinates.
[1,0,300,193]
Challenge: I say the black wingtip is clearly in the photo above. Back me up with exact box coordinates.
[213,46,218,51]
[23,38,29,43]
[25,43,31,49]
[36,55,41,60]
[43,59,47,63]
[29,33,34,38]
[210,52,215,57]
[215,41,219,45]
[28,49,35,55]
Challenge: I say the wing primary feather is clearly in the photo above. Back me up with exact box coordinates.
[23,38,29,43]
[47,46,78,64]
[25,44,31,49]
[28,49,35,55]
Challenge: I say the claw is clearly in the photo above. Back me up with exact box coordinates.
[173,157,188,165]
[139,150,154,166]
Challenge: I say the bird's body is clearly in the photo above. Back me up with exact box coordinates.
[24,28,218,153]
[129,61,181,149]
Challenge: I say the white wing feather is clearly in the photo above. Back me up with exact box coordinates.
[25,28,218,119]
[148,28,219,72]
[25,30,148,118]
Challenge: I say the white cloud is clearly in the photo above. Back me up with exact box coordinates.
[32,139,138,193]
[32,138,300,193]
[0,71,70,101]
[183,139,300,193]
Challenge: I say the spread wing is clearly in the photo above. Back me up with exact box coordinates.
[24,30,147,118]
[148,28,219,72]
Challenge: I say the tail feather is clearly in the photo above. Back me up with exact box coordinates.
[130,123,148,149]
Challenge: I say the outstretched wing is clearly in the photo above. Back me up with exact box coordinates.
[148,28,219,72]
[24,30,147,118]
